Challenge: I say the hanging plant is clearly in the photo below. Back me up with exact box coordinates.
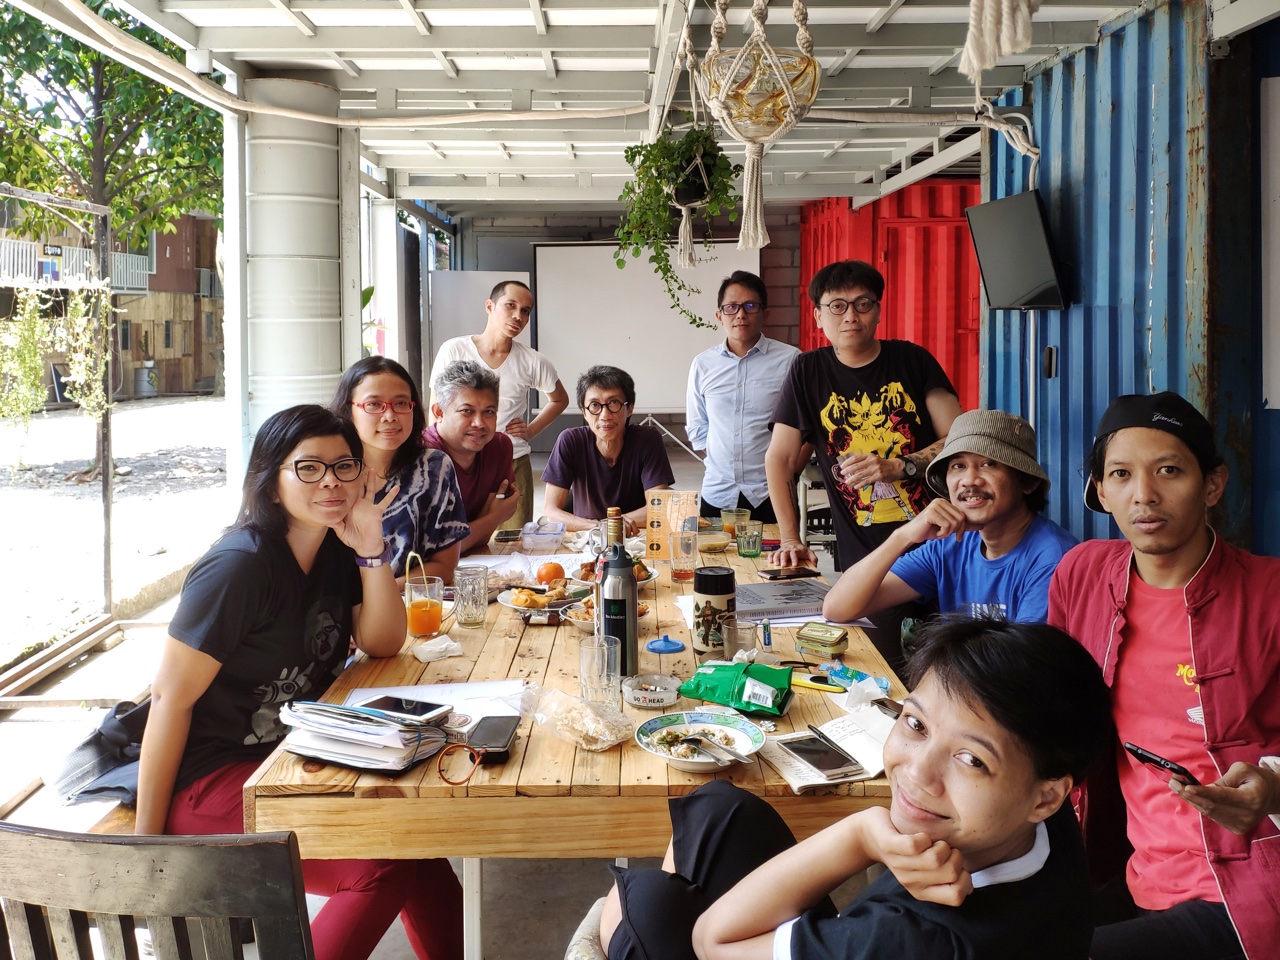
[50,283,113,422]
[614,125,742,328]
[0,287,53,427]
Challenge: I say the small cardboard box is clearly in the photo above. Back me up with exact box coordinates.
[645,489,701,560]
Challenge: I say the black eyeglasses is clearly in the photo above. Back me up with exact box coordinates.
[719,301,763,316]
[352,399,415,415]
[283,458,363,483]
[584,398,630,415]
[818,296,880,316]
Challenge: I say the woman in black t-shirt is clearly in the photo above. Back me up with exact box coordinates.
[135,404,462,960]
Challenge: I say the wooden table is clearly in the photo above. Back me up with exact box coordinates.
[243,533,905,956]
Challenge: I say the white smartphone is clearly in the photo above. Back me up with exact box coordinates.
[354,696,452,725]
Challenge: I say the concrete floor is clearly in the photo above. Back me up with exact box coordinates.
[5,402,842,960]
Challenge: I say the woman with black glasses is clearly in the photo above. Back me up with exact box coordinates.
[541,364,674,535]
[330,356,468,585]
[135,404,463,960]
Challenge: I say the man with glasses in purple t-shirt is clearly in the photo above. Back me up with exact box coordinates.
[541,365,674,536]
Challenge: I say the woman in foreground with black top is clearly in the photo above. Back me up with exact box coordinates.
[134,404,462,960]
[599,617,1114,960]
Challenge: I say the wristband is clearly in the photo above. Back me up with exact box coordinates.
[355,543,394,568]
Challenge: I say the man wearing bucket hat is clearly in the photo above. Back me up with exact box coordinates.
[823,408,1076,626]
[1048,391,1280,960]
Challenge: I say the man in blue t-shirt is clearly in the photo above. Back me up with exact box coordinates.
[823,409,1076,625]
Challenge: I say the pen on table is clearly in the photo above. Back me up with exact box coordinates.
[807,723,859,764]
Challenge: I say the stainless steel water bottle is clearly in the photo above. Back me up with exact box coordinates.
[599,542,639,677]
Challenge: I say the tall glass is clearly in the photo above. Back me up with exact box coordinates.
[722,616,759,660]
[405,575,444,638]
[670,531,698,583]
[453,565,489,628]
[720,508,750,537]
[580,634,621,705]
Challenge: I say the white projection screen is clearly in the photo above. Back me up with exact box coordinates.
[534,242,762,414]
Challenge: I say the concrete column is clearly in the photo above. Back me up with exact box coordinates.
[244,78,342,430]
[222,71,250,484]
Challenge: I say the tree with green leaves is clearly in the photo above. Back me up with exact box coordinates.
[0,0,222,250]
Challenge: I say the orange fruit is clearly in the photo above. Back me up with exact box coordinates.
[536,561,565,584]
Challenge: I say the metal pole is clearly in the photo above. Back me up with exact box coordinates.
[96,212,113,611]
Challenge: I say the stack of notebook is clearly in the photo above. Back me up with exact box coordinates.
[280,701,446,772]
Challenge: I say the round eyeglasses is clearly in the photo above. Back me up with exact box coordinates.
[818,296,880,316]
[718,301,763,316]
[584,398,630,415]
[283,458,364,483]
[352,399,415,415]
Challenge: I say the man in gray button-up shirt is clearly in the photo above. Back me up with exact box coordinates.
[686,271,800,523]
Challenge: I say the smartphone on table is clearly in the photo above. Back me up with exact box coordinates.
[493,529,522,543]
[779,735,862,779]
[354,696,452,726]
[759,567,822,581]
[468,714,521,764]
[1123,742,1202,786]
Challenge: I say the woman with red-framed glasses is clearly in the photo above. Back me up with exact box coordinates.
[331,356,468,585]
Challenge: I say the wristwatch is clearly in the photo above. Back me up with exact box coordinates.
[355,543,394,568]
[899,457,919,479]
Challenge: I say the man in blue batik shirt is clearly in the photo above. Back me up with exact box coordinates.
[823,409,1077,625]
[686,270,800,523]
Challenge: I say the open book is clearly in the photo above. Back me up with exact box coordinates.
[758,705,897,795]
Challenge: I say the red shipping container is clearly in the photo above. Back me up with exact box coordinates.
[798,181,981,411]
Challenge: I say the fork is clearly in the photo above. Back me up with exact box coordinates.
[677,737,731,766]
[680,736,745,765]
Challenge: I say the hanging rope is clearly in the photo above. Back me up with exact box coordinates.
[664,19,713,269]
[699,0,819,250]
[958,0,1042,90]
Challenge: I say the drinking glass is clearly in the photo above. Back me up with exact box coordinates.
[722,617,759,660]
[720,508,750,537]
[670,531,698,583]
[453,565,489,628]
[736,520,764,558]
[579,635,621,705]
[405,575,444,638]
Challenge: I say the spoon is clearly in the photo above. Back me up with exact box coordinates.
[679,736,736,765]
[677,737,731,766]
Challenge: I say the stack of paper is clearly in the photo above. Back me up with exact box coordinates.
[280,701,446,772]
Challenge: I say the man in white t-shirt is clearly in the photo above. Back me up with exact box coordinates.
[429,280,569,527]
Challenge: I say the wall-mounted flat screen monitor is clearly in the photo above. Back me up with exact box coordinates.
[965,190,1068,310]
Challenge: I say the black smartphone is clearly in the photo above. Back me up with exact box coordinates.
[759,566,822,581]
[354,696,452,725]
[469,714,520,764]
[1123,742,1202,786]
[779,735,862,779]
[493,529,522,543]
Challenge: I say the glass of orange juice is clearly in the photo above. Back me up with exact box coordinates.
[405,575,444,638]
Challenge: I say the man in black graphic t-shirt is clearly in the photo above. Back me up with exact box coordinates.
[767,260,961,571]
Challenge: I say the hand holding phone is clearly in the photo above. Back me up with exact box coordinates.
[1123,742,1202,786]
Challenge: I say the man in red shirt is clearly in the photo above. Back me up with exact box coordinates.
[425,360,518,553]
[1048,392,1280,960]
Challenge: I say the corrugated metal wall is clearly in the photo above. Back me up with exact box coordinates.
[799,182,983,409]
[986,0,1211,541]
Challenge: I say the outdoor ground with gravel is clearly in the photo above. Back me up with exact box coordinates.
[0,396,234,669]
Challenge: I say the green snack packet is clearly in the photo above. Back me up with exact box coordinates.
[678,662,793,716]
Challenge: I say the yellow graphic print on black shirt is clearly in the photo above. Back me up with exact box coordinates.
[820,382,929,527]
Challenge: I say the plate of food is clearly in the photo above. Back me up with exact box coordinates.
[562,597,651,632]
[634,711,766,772]
[496,581,590,611]
[571,556,658,586]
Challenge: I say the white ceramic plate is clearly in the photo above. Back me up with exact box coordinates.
[495,588,587,611]
[635,711,766,773]
[570,568,660,588]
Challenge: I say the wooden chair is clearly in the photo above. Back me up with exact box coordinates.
[0,821,314,960]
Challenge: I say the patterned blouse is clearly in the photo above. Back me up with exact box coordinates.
[376,448,469,577]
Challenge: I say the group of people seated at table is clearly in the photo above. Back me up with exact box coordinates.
[130,262,1278,960]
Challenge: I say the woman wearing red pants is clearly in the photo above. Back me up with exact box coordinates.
[135,404,462,960]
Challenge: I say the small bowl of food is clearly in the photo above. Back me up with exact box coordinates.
[697,532,732,553]
[563,598,650,632]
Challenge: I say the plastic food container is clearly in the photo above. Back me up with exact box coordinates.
[623,674,683,709]
[521,520,566,551]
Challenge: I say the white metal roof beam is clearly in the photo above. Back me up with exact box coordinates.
[265,0,315,36]
[329,52,360,77]
[542,50,557,78]
[867,0,907,33]
[826,48,859,77]
[434,52,459,78]
[529,0,548,35]
[192,21,1099,53]
[647,0,691,139]
[854,130,982,208]
[398,0,430,35]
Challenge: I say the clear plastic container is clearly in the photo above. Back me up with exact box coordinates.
[520,520,566,552]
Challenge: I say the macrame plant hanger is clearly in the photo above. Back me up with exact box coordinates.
[659,25,717,269]
[697,0,820,250]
